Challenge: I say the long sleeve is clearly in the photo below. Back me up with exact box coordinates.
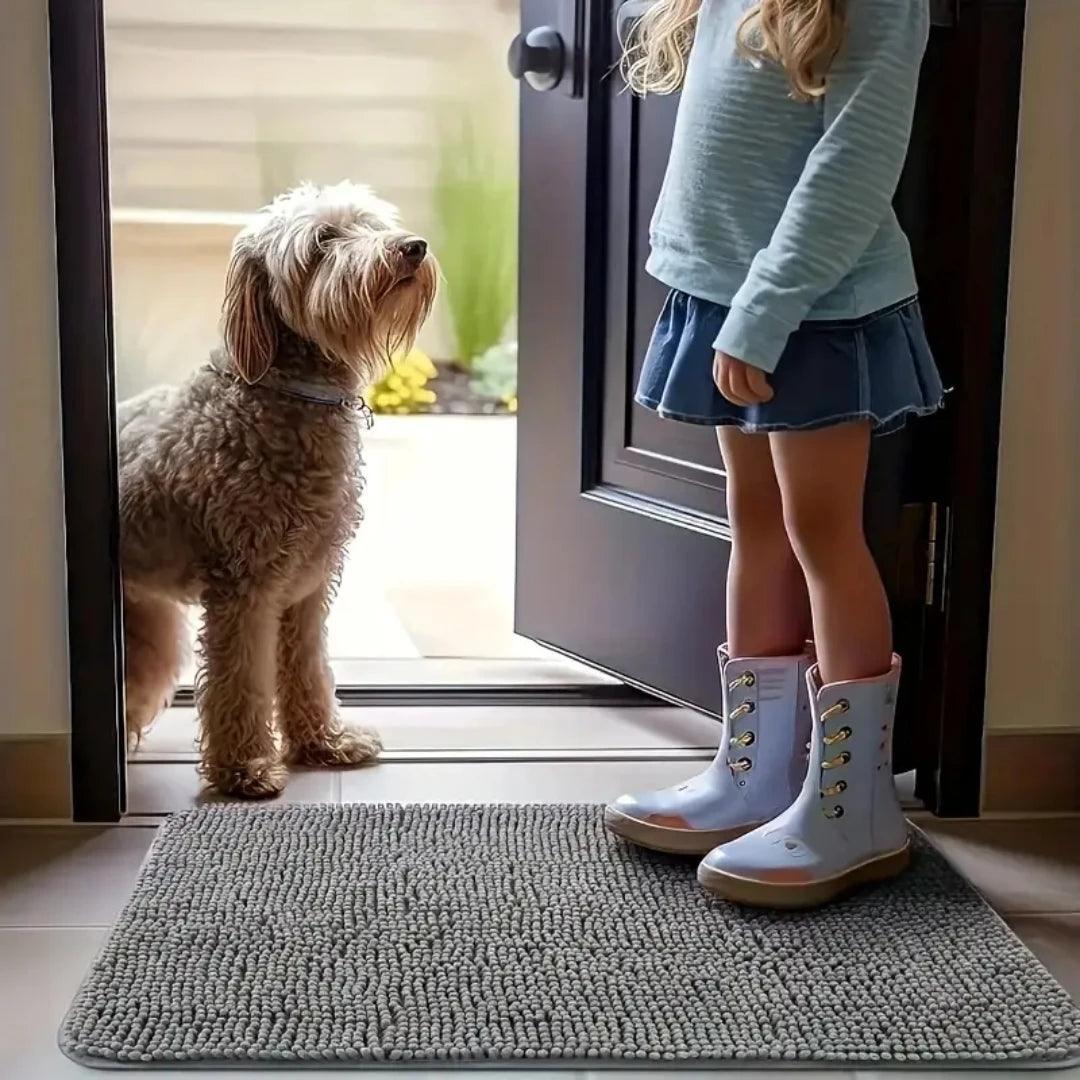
[713,0,930,373]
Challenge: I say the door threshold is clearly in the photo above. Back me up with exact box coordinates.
[168,683,657,709]
[132,746,717,766]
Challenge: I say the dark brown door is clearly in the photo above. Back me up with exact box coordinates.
[513,0,1023,814]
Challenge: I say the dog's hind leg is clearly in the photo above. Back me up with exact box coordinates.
[196,588,286,799]
[123,589,188,749]
[277,585,381,768]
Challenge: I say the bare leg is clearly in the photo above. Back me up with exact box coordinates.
[718,428,811,656]
[123,588,188,748]
[277,586,381,768]
[196,588,285,798]
[769,422,892,684]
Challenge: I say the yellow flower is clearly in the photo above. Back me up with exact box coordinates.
[364,349,439,415]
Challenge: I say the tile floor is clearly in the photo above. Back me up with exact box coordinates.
[3,704,1079,1079]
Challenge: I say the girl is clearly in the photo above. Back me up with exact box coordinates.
[603,0,943,908]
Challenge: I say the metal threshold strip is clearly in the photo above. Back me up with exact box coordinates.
[169,682,661,709]
[131,746,717,766]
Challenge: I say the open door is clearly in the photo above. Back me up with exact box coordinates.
[512,0,1025,813]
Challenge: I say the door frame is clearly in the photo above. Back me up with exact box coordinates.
[49,0,126,823]
[49,0,1021,821]
[48,0,649,823]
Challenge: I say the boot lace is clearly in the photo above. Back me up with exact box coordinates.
[725,671,757,775]
[819,698,851,818]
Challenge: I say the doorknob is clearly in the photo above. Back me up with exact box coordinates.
[507,26,565,92]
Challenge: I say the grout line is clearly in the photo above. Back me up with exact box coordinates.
[0,924,113,931]
[1003,911,1080,920]
[0,818,76,826]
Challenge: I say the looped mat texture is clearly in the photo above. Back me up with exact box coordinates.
[61,803,1080,1069]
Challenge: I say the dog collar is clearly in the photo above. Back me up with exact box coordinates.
[263,374,359,408]
[208,360,372,421]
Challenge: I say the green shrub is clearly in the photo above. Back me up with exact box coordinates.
[434,113,517,370]
[469,340,518,412]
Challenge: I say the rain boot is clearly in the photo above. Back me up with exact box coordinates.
[698,655,910,907]
[603,645,813,855]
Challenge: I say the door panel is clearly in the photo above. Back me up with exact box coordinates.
[601,85,725,516]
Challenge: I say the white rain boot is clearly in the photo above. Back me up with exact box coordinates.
[603,645,813,855]
[697,655,910,908]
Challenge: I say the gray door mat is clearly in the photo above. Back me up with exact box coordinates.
[60,803,1080,1069]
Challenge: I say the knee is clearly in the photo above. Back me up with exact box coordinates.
[782,495,862,573]
[726,482,786,546]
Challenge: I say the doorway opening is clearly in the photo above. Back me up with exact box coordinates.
[102,0,625,805]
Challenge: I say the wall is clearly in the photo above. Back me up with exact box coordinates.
[0,0,71,742]
[983,0,1080,736]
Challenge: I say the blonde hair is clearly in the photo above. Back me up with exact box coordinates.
[622,0,846,102]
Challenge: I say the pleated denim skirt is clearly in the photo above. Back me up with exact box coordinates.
[636,290,944,436]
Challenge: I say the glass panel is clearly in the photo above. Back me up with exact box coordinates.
[104,0,600,698]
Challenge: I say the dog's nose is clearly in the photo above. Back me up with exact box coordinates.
[397,237,428,270]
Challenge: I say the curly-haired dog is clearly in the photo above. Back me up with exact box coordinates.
[118,182,437,798]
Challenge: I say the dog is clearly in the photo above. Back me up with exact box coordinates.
[117,182,438,798]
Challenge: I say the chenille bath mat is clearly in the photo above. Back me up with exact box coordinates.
[61,803,1080,1069]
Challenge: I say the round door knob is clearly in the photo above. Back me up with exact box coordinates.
[507,26,565,92]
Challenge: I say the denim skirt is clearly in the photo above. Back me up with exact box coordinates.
[635,291,944,436]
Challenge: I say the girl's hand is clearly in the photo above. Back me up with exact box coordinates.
[714,351,774,406]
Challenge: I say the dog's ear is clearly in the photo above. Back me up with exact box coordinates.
[221,242,277,384]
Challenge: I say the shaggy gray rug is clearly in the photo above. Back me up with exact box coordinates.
[61,804,1080,1069]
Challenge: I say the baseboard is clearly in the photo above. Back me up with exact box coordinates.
[983,729,1080,813]
[0,735,71,818]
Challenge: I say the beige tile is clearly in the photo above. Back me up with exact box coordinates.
[1,927,110,1078]
[0,826,154,927]
[341,758,707,804]
[1007,913,1080,1002]
[125,762,338,815]
[919,817,1080,914]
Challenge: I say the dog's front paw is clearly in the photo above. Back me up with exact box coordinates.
[288,723,382,769]
[202,758,287,800]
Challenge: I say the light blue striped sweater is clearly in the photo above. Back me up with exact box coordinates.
[646,0,929,373]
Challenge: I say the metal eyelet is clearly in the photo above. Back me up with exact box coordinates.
[823,805,845,819]
[727,670,756,691]
[821,780,847,797]
[730,757,753,773]
[728,700,755,723]
[822,751,851,770]
[823,725,852,746]
[729,730,756,748]
[820,699,851,723]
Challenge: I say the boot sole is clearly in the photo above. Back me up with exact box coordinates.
[603,806,759,856]
[697,841,912,909]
